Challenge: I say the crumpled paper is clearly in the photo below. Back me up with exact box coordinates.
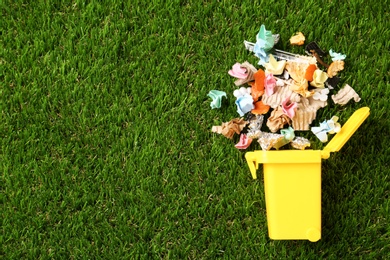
[310,69,328,88]
[228,63,247,79]
[291,96,327,131]
[264,73,276,96]
[251,100,270,115]
[311,116,341,142]
[229,61,258,86]
[331,84,361,105]
[262,81,301,108]
[285,61,309,82]
[235,93,254,116]
[289,32,305,46]
[212,118,248,139]
[290,78,313,97]
[264,54,286,75]
[327,60,345,78]
[207,90,227,109]
[253,25,275,64]
[250,69,265,100]
[282,96,298,118]
[329,49,346,61]
[266,106,291,133]
[304,64,317,81]
[273,126,295,149]
[235,134,253,149]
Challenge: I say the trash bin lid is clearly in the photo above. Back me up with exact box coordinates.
[323,107,370,154]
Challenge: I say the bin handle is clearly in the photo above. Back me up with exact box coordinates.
[245,152,260,179]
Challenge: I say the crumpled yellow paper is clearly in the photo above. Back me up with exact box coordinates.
[285,61,309,82]
[211,118,248,139]
[310,69,328,88]
[289,78,314,97]
[289,32,305,46]
[264,54,286,75]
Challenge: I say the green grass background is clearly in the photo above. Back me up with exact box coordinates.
[1,0,389,258]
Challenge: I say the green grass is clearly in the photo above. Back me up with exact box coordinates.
[1,0,389,258]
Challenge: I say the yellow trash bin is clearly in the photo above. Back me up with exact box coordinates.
[245,107,370,242]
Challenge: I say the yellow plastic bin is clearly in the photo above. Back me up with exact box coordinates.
[245,107,370,242]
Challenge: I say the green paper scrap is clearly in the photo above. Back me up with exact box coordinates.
[207,90,227,109]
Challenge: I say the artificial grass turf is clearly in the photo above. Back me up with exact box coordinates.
[1,0,389,258]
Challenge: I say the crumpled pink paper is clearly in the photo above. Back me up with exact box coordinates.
[282,96,298,118]
[235,134,253,149]
[264,73,276,96]
[228,63,248,79]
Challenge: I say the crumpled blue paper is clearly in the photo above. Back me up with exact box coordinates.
[253,24,275,65]
[235,93,254,116]
[329,49,346,61]
[311,116,341,142]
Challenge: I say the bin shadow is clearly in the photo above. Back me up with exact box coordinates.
[320,114,387,243]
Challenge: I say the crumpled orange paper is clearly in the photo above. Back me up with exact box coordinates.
[251,100,270,114]
[304,64,318,81]
[211,118,248,139]
[327,60,344,78]
[249,69,265,101]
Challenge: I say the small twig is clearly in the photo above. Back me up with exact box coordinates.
[310,50,329,68]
